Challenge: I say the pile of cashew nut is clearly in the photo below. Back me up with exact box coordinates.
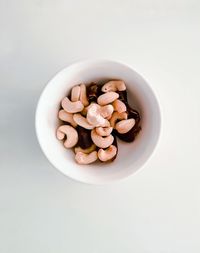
[56,80,141,165]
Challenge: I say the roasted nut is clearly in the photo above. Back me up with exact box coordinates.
[101,80,126,92]
[74,144,96,154]
[56,125,78,148]
[77,126,93,149]
[87,83,101,103]
[58,110,77,128]
[80,84,89,106]
[115,118,136,134]
[91,129,114,148]
[110,112,128,128]
[112,99,126,113]
[118,90,128,103]
[114,125,141,142]
[86,103,100,125]
[61,97,84,113]
[73,113,94,130]
[100,105,114,119]
[71,85,81,102]
[114,106,141,142]
[96,126,113,136]
[98,145,117,162]
[97,92,119,106]
[127,105,141,124]
[98,135,118,162]
[87,103,110,127]
[112,134,118,154]
[75,151,98,164]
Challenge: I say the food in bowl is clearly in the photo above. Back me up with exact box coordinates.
[56,80,141,164]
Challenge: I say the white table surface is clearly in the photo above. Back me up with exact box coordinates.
[1,1,200,252]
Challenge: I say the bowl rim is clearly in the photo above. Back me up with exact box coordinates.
[35,58,162,185]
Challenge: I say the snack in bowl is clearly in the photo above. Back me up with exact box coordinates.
[56,80,141,164]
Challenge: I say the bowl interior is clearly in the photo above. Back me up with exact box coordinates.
[36,60,161,184]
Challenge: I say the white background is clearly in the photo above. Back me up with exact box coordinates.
[0,0,200,252]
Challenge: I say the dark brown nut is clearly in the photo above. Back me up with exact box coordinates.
[76,126,93,149]
[87,83,102,103]
[117,90,128,103]
[127,105,141,125]
[114,124,141,142]
[114,106,141,142]
[111,135,118,161]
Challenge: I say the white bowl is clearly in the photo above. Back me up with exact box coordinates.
[35,59,161,184]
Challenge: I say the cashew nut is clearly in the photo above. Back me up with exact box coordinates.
[100,105,114,119]
[74,144,96,154]
[80,84,89,106]
[112,99,127,113]
[96,126,113,136]
[115,118,136,134]
[58,110,77,128]
[110,112,128,128]
[56,125,78,148]
[87,103,110,127]
[62,97,84,113]
[71,85,81,102]
[91,129,114,148]
[97,92,119,106]
[75,151,98,164]
[101,80,126,92]
[86,103,100,124]
[98,145,117,162]
[73,113,94,130]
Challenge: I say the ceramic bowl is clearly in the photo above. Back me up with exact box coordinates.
[35,59,161,184]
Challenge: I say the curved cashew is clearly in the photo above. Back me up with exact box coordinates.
[115,118,136,134]
[101,80,126,92]
[73,113,94,130]
[112,99,127,113]
[86,103,100,125]
[87,103,110,127]
[75,151,98,164]
[61,97,84,113]
[58,110,77,128]
[97,92,119,106]
[71,85,81,102]
[91,129,114,148]
[96,126,113,136]
[74,144,96,154]
[56,125,78,148]
[80,84,89,106]
[100,105,114,119]
[98,145,117,162]
[110,112,128,128]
